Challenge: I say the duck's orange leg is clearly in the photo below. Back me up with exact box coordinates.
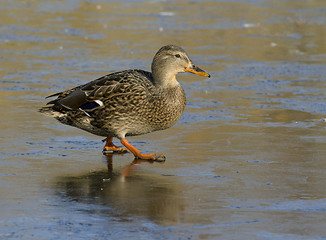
[102,137,129,153]
[120,138,166,161]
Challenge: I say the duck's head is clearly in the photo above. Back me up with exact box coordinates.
[151,45,210,87]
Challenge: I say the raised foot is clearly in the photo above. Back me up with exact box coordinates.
[120,138,166,162]
[153,154,166,162]
[135,153,166,162]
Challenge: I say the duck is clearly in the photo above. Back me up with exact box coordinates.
[40,45,210,161]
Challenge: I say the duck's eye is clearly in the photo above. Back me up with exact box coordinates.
[175,54,181,58]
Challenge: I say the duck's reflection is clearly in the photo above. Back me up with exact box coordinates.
[55,154,184,224]
[106,153,164,179]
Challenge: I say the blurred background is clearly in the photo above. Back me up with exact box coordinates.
[1,0,326,239]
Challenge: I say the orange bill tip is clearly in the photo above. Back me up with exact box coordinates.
[185,65,210,78]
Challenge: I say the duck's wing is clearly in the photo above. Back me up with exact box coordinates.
[46,70,153,112]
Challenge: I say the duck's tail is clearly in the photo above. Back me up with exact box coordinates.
[39,107,67,119]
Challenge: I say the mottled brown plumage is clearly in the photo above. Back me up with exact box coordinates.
[40,45,210,160]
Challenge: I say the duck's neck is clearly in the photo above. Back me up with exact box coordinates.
[151,67,179,88]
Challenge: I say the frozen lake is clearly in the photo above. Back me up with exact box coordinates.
[1,0,326,239]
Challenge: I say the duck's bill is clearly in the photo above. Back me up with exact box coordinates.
[185,65,210,78]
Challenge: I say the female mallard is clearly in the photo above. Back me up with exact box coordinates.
[40,45,210,161]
